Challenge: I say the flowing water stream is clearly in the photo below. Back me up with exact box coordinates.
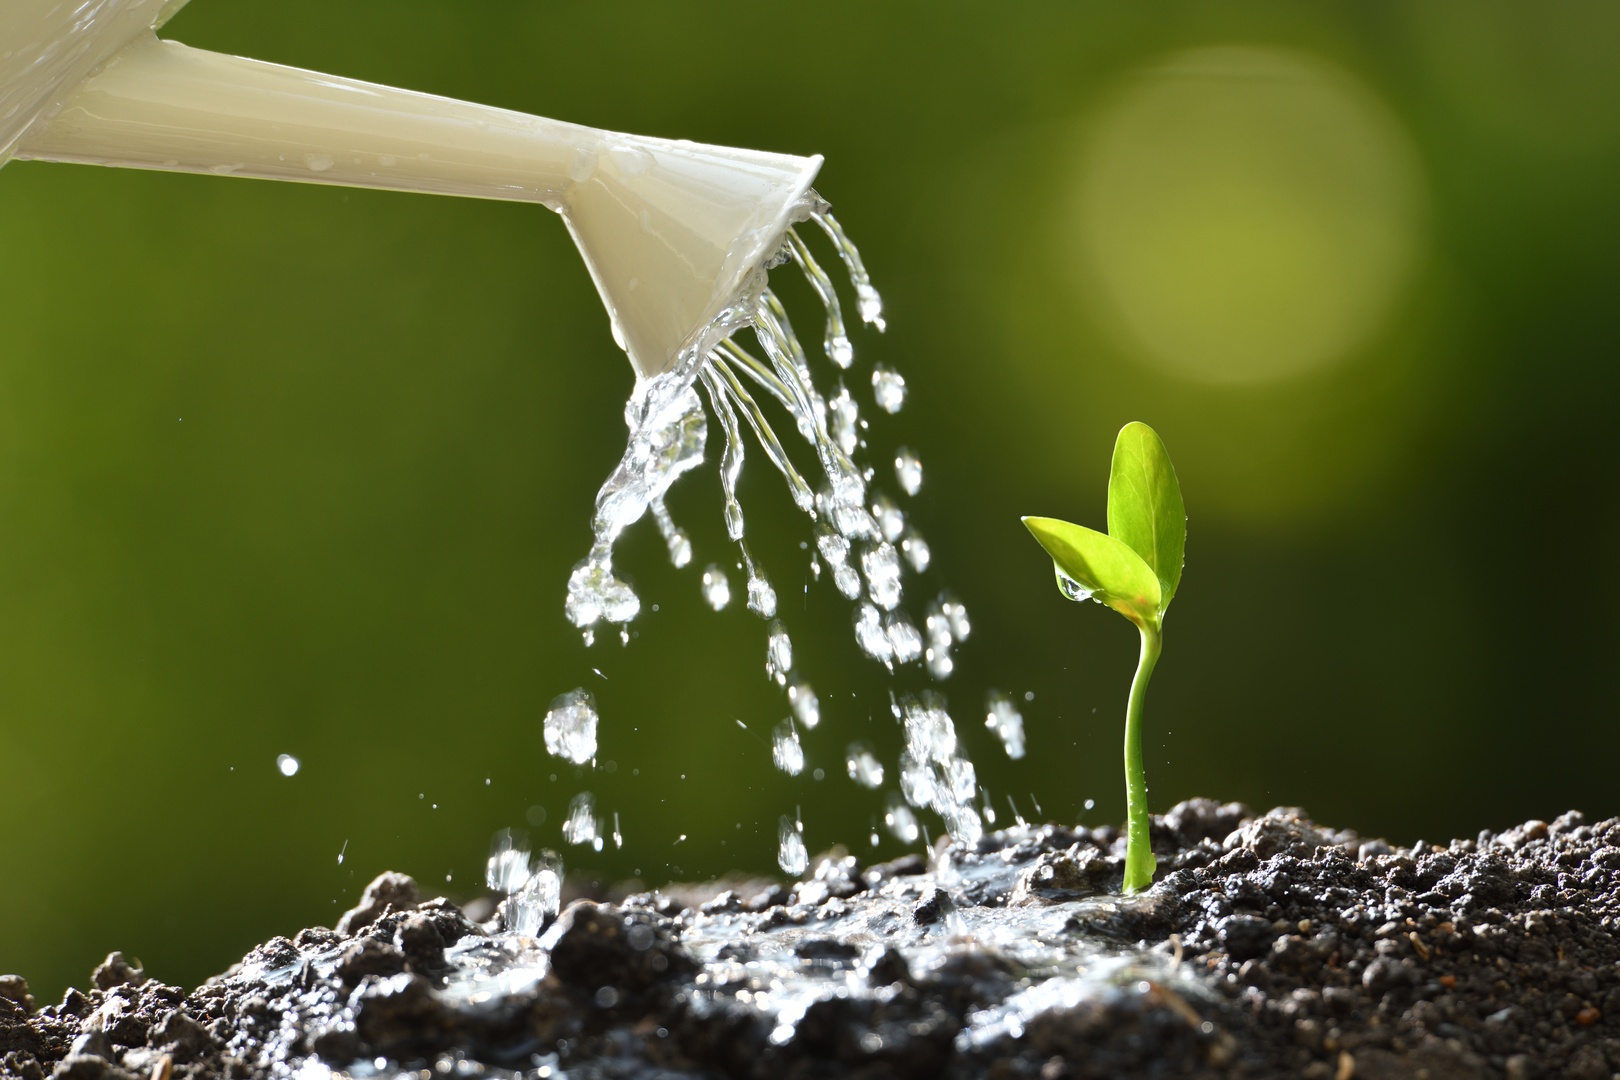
[501,194,1001,909]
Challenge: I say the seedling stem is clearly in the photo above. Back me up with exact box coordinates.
[1124,624,1160,893]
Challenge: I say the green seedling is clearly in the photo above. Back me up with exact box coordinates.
[1023,422,1185,895]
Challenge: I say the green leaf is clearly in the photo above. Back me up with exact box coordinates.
[1106,422,1186,611]
[1022,516,1162,629]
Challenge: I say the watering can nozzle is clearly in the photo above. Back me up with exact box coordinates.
[0,0,822,378]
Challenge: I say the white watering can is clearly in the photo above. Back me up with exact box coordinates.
[0,0,823,378]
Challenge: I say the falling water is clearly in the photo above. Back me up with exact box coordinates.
[562,792,603,852]
[771,718,805,776]
[700,563,732,610]
[845,742,884,788]
[777,814,809,875]
[534,194,997,888]
[543,688,599,765]
[985,690,1027,760]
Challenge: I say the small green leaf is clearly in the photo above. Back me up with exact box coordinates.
[1106,422,1186,611]
[1022,516,1162,629]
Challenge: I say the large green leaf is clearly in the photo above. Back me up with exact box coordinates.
[1022,516,1162,629]
[1106,422,1186,610]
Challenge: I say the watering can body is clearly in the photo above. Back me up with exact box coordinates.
[0,0,821,378]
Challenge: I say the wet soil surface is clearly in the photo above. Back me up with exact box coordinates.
[6,801,1620,1079]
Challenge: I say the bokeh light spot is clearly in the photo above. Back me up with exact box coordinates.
[1071,45,1426,385]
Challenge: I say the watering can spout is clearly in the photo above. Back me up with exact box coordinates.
[0,3,821,378]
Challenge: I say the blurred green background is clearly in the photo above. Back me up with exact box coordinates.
[3,0,1618,1002]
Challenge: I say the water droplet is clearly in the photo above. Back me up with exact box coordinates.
[1056,570,1094,603]
[543,688,599,765]
[828,383,860,456]
[895,448,923,496]
[772,718,804,776]
[939,593,971,640]
[566,549,640,629]
[562,793,602,850]
[746,562,777,619]
[845,742,884,788]
[885,610,923,665]
[766,620,793,683]
[861,543,903,611]
[871,495,905,543]
[985,690,1027,760]
[777,816,808,876]
[871,366,907,414]
[901,529,932,575]
[788,680,820,729]
[701,563,732,610]
[276,754,299,777]
[883,795,920,844]
[853,602,893,665]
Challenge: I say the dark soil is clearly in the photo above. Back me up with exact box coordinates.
[5,802,1619,1079]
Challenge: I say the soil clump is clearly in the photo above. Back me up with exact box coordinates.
[4,801,1619,1079]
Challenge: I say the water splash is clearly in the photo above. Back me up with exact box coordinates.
[985,690,1027,760]
[507,850,563,936]
[485,828,532,894]
[543,688,599,765]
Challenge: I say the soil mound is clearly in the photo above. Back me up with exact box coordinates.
[4,802,1618,1079]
